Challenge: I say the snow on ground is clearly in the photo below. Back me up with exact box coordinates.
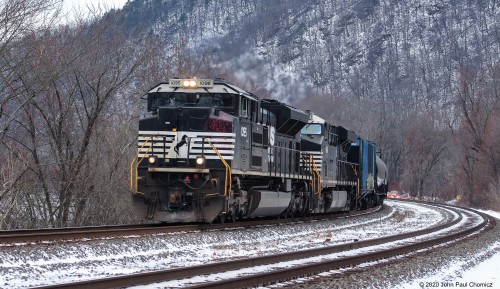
[398,209,500,289]
[0,201,460,288]
[128,205,481,289]
[477,209,500,220]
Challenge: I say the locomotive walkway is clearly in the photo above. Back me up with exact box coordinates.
[26,201,495,289]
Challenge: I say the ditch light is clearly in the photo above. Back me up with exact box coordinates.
[148,155,157,165]
[195,156,205,168]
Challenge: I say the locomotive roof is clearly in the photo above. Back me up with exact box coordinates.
[307,111,326,123]
[147,78,258,101]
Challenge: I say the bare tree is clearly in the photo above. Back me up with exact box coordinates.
[451,64,500,208]
[0,0,62,140]
[400,110,448,199]
[0,0,63,228]
[1,14,148,228]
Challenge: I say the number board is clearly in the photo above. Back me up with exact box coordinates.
[168,79,214,88]
[169,79,182,87]
[197,79,214,87]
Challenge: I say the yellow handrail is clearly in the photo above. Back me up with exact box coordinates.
[204,138,232,198]
[130,136,153,192]
[307,155,315,193]
[301,154,321,195]
[309,154,322,196]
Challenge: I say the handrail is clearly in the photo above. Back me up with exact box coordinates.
[204,138,232,198]
[130,136,153,192]
[309,155,315,194]
[300,154,312,192]
[309,154,322,196]
[301,154,321,196]
[350,164,360,200]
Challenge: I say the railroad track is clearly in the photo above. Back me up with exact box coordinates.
[28,201,495,289]
[0,206,381,244]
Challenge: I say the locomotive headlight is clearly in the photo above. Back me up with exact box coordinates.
[148,155,157,165]
[182,79,198,88]
[195,156,205,167]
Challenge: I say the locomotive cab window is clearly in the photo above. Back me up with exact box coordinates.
[301,123,322,135]
[148,92,235,111]
[301,123,324,144]
[240,97,249,118]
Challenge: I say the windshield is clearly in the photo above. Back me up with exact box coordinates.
[301,123,322,135]
[151,92,235,109]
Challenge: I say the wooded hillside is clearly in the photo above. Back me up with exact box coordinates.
[1,0,498,228]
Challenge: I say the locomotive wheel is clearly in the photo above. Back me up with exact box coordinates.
[219,214,226,224]
[230,203,237,223]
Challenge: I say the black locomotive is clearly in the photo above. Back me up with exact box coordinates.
[130,78,388,223]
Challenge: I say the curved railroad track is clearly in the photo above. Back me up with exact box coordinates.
[0,206,381,245]
[26,201,495,289]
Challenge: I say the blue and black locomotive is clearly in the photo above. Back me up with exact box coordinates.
[130,78,388,223]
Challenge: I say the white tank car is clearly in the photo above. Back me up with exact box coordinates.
[376,156,388,187]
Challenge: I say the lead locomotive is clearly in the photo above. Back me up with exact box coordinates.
[130,78,388,223]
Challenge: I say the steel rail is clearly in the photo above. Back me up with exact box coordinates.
[187,206,495,289]
[1,206,382,244]
[0,223,205,244]
[0,224,147,236]
[28,202,481,289]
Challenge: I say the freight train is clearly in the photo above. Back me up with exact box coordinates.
[130,78,388,223]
